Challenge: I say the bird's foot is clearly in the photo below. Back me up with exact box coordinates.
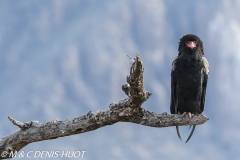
[182,112,194,118]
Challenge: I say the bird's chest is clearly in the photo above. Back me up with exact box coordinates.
[175,56,203,87]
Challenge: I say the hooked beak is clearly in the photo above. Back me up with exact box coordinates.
[185,41,197,49]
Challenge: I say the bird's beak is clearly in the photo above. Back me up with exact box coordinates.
[186,41,197,49]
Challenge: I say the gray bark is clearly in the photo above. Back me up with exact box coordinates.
[0,54,209,159]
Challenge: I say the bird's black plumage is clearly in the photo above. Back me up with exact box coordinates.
[170,34,209,143]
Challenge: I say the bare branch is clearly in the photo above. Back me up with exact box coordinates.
[0,54,209,159]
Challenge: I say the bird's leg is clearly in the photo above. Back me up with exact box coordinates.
[186,112,192,128]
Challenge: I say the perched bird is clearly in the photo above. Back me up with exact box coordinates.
[170,34,209,143]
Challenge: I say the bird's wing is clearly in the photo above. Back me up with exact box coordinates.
[170,56,178,114]
[200,57,209,113]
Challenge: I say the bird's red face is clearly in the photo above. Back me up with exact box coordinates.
[185,41,197,49]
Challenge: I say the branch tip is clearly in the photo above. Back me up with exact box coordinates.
[8,116,25,129]
[8,116,33,130]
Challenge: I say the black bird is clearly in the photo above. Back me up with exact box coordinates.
[170,34,209,143]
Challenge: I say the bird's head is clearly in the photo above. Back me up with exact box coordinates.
[178,34,204,56]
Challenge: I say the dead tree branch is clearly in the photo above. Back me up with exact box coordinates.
[0,54,209,159]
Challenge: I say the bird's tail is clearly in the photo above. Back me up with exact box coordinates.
[185,125,196,143]
[176,126,182,141]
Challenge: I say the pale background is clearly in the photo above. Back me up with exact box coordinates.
[0,0,239,159]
